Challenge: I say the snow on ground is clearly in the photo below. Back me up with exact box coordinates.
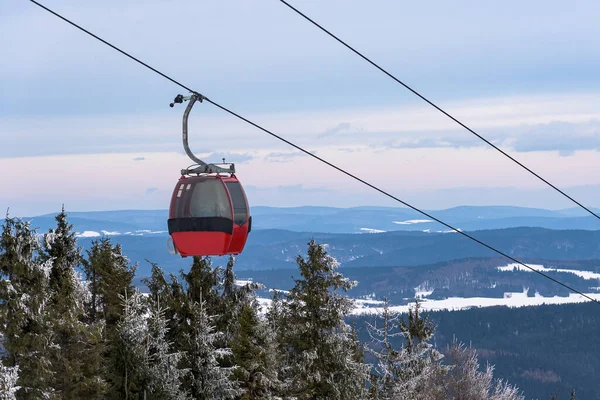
[354,298,386,308]
[76,231,101,238]
[393,219,433,225]
[254,287,600,316]
[350,288,600,315]
[75,229,168,238]
[414,282,434,299]
[498,263,600,281]
[359,228,387,233]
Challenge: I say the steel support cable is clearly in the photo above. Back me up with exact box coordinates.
[278,0,600,222]
[29,0,600,305]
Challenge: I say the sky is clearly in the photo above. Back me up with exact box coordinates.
[3,0,600,216]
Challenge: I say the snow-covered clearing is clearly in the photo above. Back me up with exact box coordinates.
[359,228,386,233]
[254,287,600,316]
[75,229,167,238]
[76,231,101,238]
[350,288,600,315]
[393,219,433,225]
[498,263,600,281]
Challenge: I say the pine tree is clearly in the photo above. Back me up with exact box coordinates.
[82,237,137,398]
[111,289,150,399]
[218,256,265,369]
[146,295,190,399]
[392,300,446,398]
[183,256,220,311]
[275,239,370,399]
[231,301,281,399]
[82,237,137,329]
[186,299,240,400]
[0,215,55,399]
[41,207,106,398]
[440,341,524,400]
[368,300,447,400]
[41,206,82,314]
[366,298,404,399]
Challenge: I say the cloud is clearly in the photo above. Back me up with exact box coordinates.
[4,93,600,159]
[133,157,146,161]
[504,120,600,155]
[318,122,351,138]
[264,150,317,163]
[377,119,600,156]
[145,187,159,195]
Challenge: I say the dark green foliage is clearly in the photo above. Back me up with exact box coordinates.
[82,237,137,329]
[41,207,107,399]
[0,215,54,399]
[399,300,435,353]
[183,256,219,309]
[230,302,280,399]
[81,236,137,398]
[41,206,82,312]
[273,239,369,399]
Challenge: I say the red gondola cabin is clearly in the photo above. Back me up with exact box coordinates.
[167,174,251,257]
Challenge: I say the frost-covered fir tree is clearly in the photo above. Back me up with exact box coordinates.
[393,300,447,398]
[183,256,220,311]
[366,298,404,399]
[231,301,282,399]
[82,237,137,329]
[367,299,447,400]
[186,299,240,400]
[146,295,190,399]
[0,215,55,399]
[273,240,370,400]
[112,289,149,399]
[218,256,265,369]
[440,341,524,400]
[41,206,83,314]
[41,207,106,398]
[0,364,20,400]
[82,237,136,398]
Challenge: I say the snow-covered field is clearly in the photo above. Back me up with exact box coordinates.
[350,289,600,315]
[246,262,600,316]
[359,228,387,233]
[253,289,600,316]
[498,262,600,281]
[393,219,433,225]
[75,230,167,238]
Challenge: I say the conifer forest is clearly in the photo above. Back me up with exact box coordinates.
[0,211,583,399]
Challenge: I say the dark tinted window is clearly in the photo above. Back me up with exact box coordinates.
[173,182,189,218]
[174,180,232,219]
[225,181,248,225]
[189,180,232,218]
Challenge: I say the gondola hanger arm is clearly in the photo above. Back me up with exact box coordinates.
[170,92,235,175]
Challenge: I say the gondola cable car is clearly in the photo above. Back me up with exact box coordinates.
[166,93,251,258]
